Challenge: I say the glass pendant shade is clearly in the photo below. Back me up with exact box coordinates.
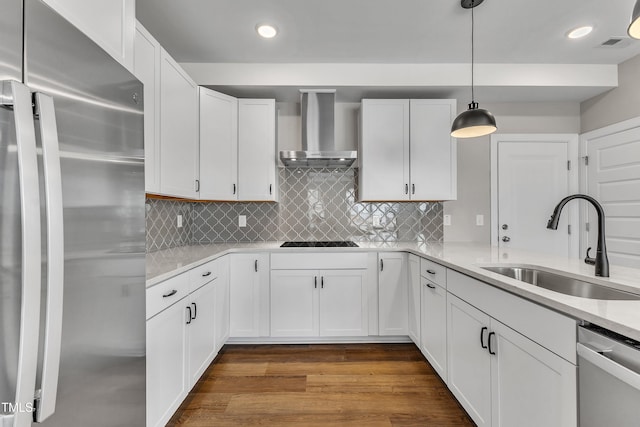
[451,102,497,138]
[629,0,640,39]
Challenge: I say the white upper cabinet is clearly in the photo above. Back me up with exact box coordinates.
[359,99,410,201]
[409,99,457,200]
[359,98,456,201]
[159,49,198,199]
[198,88,238,200]
[238,99,278,201]
[43,0,135,71]
[134,23,160,194]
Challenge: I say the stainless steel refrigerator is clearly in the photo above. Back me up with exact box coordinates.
[1,1,145,426]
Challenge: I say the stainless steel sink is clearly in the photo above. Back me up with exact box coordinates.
[481,266,640,300]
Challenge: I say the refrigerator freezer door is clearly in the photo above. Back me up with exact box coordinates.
[26,1,146,426]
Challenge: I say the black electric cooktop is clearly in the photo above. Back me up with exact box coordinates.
[280,241,359,248]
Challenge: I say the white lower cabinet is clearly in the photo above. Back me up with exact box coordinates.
[378,253,408,335]
[146,293,188,427]
[146,257,229,427]
[407,254,421,345]
[270,269,368,337]
[229,253,270,337]
[187,282,216,387]
[447,290,577,427]
[420,277,447,381]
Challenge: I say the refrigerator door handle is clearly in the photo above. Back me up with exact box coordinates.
[33,92,64,423]
[0,80,42,427]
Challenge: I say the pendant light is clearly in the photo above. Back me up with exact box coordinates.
[451,0,497,138]
[629,0,640,39]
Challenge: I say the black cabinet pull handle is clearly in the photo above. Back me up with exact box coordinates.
[488,332,496,355]
[480,327,488,349]
[426,269,436,275]
[412,184,415,194]
[186,306,192,324]
[269,184,273,195]
[254,260,258,272]
[233,183,236,195]
[314,276,317,289]
[380,259,384,271]
[321,276,324,289]
[426,283,436,289]
[405,184,409,194]
[191,302,197,320]
[162,289,177,298]
[202,271,211,277]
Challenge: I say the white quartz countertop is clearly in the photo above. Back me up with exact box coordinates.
[147,241,640,341]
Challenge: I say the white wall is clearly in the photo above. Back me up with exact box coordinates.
[581,54,640,133]
[443,102,580,243]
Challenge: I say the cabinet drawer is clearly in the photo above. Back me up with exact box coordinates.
[420,258,446,287]
[189,258,219,292]
[271,252,368,270]
[146,273,189,320]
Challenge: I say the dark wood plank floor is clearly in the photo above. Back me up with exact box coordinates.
[168,343,475,426]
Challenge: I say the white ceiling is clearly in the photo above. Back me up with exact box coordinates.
[136,0,640,102]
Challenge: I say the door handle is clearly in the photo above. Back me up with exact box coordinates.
[269,184,273,195]
[162,289,178,298]
[405,184,409,194]
[254,259,258,272]
[186,306,192,324]
[233,183,236,195]
[1,80,42,427]
[488,332,496,355]
[412,183,415,194]
[426,283,436,290]
[314,276,317,289]
[426,269,436,275]
[33,92,64,422]
[321,276,324,289]
[191,302,197,320]
[202,271,211,277]
[480,327,488,349]
[502,236,511,243]
[380,259,384,271]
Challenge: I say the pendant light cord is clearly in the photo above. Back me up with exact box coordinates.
[471,0,475,103]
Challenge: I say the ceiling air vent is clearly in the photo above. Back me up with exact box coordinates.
[598,37,633,48]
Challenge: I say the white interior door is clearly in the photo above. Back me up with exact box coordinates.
[584,122,640,268]
[492,135,578,257]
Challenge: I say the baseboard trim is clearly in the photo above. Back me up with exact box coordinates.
[226,336,413,345]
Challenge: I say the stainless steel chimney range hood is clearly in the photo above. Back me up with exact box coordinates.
[279,90,357,168]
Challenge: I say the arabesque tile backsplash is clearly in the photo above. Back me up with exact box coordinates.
[146,168,443,252]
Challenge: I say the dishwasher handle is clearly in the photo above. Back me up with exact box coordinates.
[577,343,640,391]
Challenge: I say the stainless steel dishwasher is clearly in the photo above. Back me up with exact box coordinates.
[578,324,640,427]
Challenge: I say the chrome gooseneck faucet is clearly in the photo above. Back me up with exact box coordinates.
[546,194,609,277]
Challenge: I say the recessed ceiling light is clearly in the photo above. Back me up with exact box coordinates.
[567,25,593,39]
[256,24,278,39]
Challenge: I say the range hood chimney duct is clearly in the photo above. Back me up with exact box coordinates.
[279,90,357,168]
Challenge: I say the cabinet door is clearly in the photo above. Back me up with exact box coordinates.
[146,300,188,427]
[238,99,277,201]
[229,253,269,337]
[359,99,410,201]
[420,278,447,381]
[159,50,198,198]
[447,294,492,427]
[214,256,230,354]
[199,88,238,200]
[270,270,319,337]
[319,270,368,337]
[187,282,216,388]
[42,0,135,70]
[490,319,577,427]
[378,253,408,335]
[409,99,457,200]
[407,255,421,345]
[134,23,160,194]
